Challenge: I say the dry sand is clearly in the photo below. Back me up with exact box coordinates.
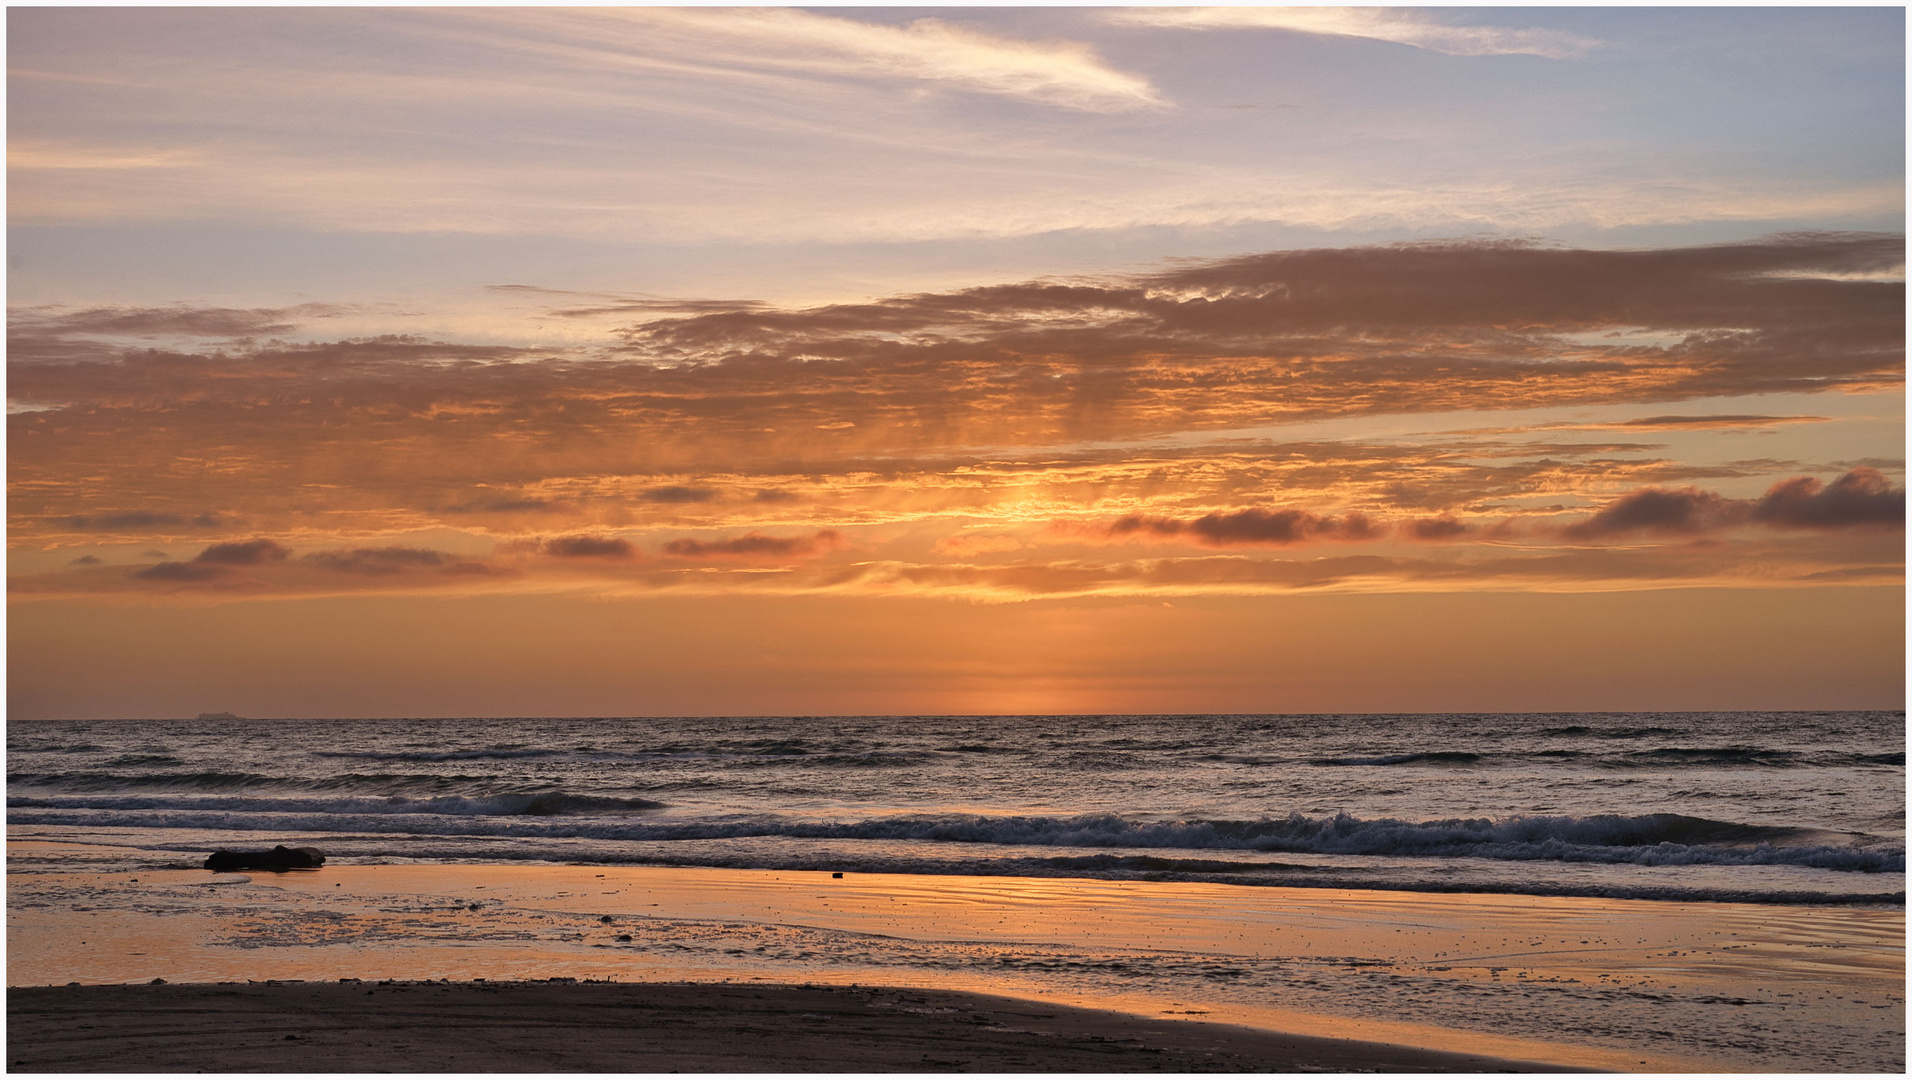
[7,978,1582,1073]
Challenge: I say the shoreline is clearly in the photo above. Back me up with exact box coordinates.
[6,979,1590,1073]
[8,850,1903,1071]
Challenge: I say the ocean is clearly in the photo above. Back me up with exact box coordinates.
[9,711,1904,905]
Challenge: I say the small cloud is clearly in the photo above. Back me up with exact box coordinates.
[1098,508,1386,547]
[1408,516,1471,541]
[662,530,843,559]
[753,489,801,503]
[442,496,572,514]
[68,554,103,566]
[134,538,288,582]
[1110,8,1597,59]
[66,511,184,530]
[9,302,347,340]
[544,535,638,559]
[644,485,717,504]
[630,8,1164,112]
[193,539,291,565]
[1561,488,1734,539]
[304,546,450,575]
[1615,414,1829,430]
[1562,469,1906,540]
[133,561,225,582]
[1751,467,1905,529]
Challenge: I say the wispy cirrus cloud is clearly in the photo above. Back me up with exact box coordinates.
[601,8,1165,112]
[23,531,1898,604]
[1110,7,1598,60]
[9,302,351,343]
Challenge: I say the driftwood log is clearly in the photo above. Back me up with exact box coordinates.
[203,845,326,872]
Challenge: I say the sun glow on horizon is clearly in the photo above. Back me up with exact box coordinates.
[8,7,1903,717]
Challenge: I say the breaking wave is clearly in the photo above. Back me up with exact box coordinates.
[7,791,664,817]
[313,748,568,763]
[6,805,1899,873]
[1313,752,1483,766]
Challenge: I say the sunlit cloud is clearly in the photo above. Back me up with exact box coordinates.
[1110,8,1598,60]
[7,237,1902,605]
[7,142,202,170]
[1561,468,1905,539]
[9,10,1891,245]
[1075,508,1385,547]
[601,8,1165,112]
[662,530,845,561]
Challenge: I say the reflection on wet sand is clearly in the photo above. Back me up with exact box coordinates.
[8,849,1902,1071]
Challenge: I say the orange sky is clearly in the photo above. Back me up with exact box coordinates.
[8,9,1904,717]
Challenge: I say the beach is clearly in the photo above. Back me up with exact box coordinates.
[8,980,1581,1073]
[9,846,1904,1072]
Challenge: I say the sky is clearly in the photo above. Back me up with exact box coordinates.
[7,6,1905,719]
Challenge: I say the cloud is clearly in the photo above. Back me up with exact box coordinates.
[1613,414,1830,430]
[132,540,284,582]
[1409,516,1472,541]
[542,535,637,559]
[1561,487,1734,539]
[441,496,575,515]
[9,303,348,343]
[644,486,718,504]
[67,511,186,530]
[1096,508,1384,547]
[132,561,227,583]
[662,529,844,560]
[303,546,451,574]
[1109,8,1598,59]
[67,555,103,566]
[192,539,290,565]
[13,237,1900,474]
[1751,467,1906,529]
[7,237,1903,579]
[64,510,223,532]
[602,9,1163,112]
[1564,469,1905,539]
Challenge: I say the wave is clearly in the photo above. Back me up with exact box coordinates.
[8,770,281,792]
[7,791,665,817]
[7,806,1899,872]
[1621,747,1802,767]
[1540,726,1681,739]
[102,755,185,768]
[5,742,108,754]
[313,748,569,763]
[1312,752,1482,767]
[1276,747,1899,770]
[81,839,1904,908]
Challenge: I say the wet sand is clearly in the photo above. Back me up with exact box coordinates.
[8,845,1904,1071]
[6,979,1581,1072]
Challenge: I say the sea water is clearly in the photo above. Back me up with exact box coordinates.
[9,711,1903,904]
